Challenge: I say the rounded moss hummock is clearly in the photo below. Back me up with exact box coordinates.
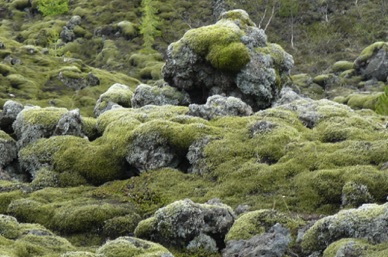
[96,236,174,257]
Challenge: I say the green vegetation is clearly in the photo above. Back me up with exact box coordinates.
[139,0,161,51]
[175,23,250,72]
[37,0,69,16]
[376,86,388,115]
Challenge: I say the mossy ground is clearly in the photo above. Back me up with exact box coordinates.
[0,0,388,256]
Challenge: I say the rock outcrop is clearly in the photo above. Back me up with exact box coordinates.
[163,9,293,111]
[301,203,388,255]
[134,199,235,250]
[131,83,190,108]
[188,94,253,120]
[354,42,388,82]
[222,223,291,257]
[94,83,133,117]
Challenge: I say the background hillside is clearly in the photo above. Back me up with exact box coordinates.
[0,0,387,113]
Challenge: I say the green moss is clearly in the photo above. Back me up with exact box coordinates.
[96,236,172,257]
[134,217,157,239]
[102,213,142,239]
[0,215,20,240]
[301,204,386,253]
[344,93,381,111]
[117,21,137,38]
[20,107,67,127]
[14,234,73,256]
[179,22,250,72]
[356,42,387,63]
[323,238,369,257]
[294,165,388,213]
[50,202,133,234]
[7,199,55,225]
[225,209,304,241]
[0,190,24,214]
[30,168,59,190]
[80,117,98,139]
[60,251,97,257]
[332,61,354,73]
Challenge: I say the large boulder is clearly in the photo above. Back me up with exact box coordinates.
[94,83,134,117]
[222,223,291,257]
[163,9,293,111]
[354,42,388,82]
[0,100,24,133]
[13,107,85,149]
[301,203,388,255]
[134,199,235,250]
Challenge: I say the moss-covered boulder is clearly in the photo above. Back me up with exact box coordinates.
[134,199,235,250]
[131,83,190,108]
[0,100,24,133]
[354,42,388,82]
[188,94,253,120]
[163,9,293,111]
[301,203,388,255]
[222,223,292,257]
[13,106,86,149]
[96,237,174,257]
[94,83,134,117]
[0,130,17,169]
[225,209,304,242]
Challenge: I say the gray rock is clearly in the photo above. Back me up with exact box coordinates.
[186,136,213,175]
[355,42,388,82]
[13,106,84,149]
[188,95,253,120]
[135,199,235,250]
[222,223,292,257]
[126,131,180,173]
[301,203,388,254]
[54,109,84,137]
[187,233,218,253]
[58,71,99,90]
[163,9,293,111]
[275,98,352,128]
[273,87,309,106]
[0,130,17,168]
[131,83,190,108]
[94,83,133,117]
[325,240,364,257]
[0,100,24,132]
[66,15,81,30]
[60,26,76,43]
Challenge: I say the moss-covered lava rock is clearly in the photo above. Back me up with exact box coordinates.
[163,9,293,111]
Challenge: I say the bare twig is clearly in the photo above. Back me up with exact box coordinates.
[264,4,275,32]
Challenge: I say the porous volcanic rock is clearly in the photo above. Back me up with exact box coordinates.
[163,9,293,111]
[134,199,235,250]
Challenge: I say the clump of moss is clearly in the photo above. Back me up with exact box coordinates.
[177,21,250,72]
[96,236,173,257]
[225,209,304,242]
[332,61,354,73]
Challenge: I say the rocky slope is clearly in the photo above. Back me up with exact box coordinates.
[0,0,387,256]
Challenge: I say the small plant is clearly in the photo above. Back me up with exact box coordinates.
[139,0,161,51]
[375,86,388,115]
[38,0,69,16]
[47,30,60,56]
